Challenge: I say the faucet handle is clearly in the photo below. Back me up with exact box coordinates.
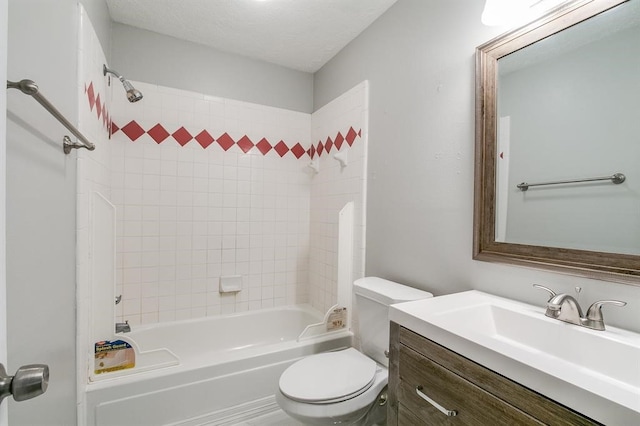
[585,300,627,323]
[533,284,557,301]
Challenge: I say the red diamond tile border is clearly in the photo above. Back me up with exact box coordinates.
[87,80,363,161]
[110,118,362,159]
[148,124,170,144]
[87,82,96,112]
[120,120,145,141]
[172,126,193,146]
[291,143,306,159]
[217,132,235,151]
[274,141,289,157]
[195,130,215,149]
[256,138,272,155]
[237,135,254,153]
[84,80,112,137]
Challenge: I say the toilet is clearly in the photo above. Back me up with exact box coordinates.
[276,277,433,425]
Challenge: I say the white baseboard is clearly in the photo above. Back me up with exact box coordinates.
[168,395,280,426]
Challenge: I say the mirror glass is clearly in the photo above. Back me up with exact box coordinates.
[495,0,640,256]
[474,0,640,283]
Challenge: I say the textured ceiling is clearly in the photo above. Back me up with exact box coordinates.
[106,0,398,73]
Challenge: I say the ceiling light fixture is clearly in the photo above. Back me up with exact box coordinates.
[482,0,567,27]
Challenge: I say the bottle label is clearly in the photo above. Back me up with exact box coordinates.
[94,340,135,374]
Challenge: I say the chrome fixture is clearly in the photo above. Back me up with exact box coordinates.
[533,284,626,331]
[517,172,626,191]
[0,363,49,405]
[6,79,96,153]
[115,321,131,333]
[416,385,457,417]
[103,65,143,103]
[115,294,122,305]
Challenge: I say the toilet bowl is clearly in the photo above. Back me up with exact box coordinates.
[276,277,433,425]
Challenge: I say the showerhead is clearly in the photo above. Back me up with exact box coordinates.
[103,64,143,103]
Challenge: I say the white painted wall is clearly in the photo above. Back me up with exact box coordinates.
[80,0,113,62]
[314,0,640,332]
[111,23,314,113]
[6,0,79,423]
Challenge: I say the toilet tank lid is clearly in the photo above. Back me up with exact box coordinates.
[354,277,433,305]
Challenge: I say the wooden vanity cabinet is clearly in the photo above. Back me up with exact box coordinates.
[387,322,600,426]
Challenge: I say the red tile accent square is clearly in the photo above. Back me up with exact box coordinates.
[291,143,306,159]
[346,127,358,146]
[256,138,272,155]
[121,120,145,141]
[148,124,170,144]
[195,130,215,149]
[334,132,345,150]
[217,132,235,151]
[237,135,254,153]
[87,82,95,111]
[316,141,324,156]
[274,141,289,157]
[324,136,333,154]
[95,94,102,119]
[172,127,193,146]
[310,145,316,159]
[358,129,362,137]
[111,121,119,137]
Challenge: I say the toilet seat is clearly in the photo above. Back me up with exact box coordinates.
[279,348,377,404]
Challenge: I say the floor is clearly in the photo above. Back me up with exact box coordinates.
[234,409,307,426]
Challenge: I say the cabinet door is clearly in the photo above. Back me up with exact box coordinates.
[399,345,542,425]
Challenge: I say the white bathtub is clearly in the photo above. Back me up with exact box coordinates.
[85,305,352,426]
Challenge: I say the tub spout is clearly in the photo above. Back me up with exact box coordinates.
[115,321,131,334]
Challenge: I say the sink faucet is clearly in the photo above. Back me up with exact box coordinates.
[533,284,626,331]
[115,321,131,333]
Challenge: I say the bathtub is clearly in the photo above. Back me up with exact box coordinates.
[85,305,352,426]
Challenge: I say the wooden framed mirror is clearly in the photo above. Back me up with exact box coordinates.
[474,0,640,285]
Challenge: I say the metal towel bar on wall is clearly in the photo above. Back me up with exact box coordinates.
[6,79,96,154]
[517,173,626,191]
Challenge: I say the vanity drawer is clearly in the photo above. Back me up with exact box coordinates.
[396,326,600,426]
[398,344,542,425]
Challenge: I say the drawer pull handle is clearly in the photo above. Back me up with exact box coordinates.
[416,386,458,417]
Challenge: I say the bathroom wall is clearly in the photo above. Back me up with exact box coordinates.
[6,0,81,423]
[80,0,112,62]
[314,0,640,332]
[308,81,369,314]
[109,82,313,325]
[111,23,314,113]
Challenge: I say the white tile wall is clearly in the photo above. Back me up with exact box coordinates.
[308,82,369,314]
[77,21,368,330]
[110,84,313,325]
[76,3,115,414]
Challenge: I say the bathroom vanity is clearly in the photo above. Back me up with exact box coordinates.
[387,291,640,425]
[387,323,596,425]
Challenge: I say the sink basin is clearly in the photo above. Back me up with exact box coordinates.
[389,290,640,425]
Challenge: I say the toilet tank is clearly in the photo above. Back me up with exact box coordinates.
[354,277,433,366]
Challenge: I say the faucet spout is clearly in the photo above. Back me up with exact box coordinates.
[533,284,627,331]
